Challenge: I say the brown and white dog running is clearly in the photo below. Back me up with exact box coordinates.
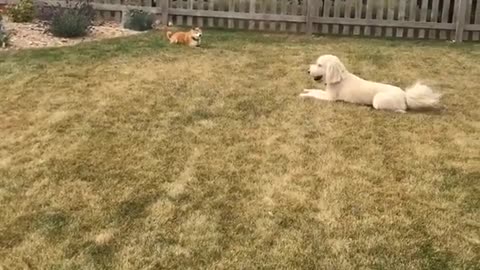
[166,27,202,47]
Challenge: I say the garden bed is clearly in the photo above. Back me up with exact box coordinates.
[1,19,141,50]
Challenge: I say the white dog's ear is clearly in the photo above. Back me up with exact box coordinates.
[326,59,346,84]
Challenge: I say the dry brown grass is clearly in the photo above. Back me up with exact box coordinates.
[0,31,479,269]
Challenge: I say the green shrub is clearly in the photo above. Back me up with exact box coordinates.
[124,9,154,31]
[7,0,34,23]
[49,1,95,38]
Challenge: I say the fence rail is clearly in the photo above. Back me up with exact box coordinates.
[2,0,480,42]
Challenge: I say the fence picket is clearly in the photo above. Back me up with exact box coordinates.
[259,0,266,30]
[407,0,417,38]
[455,0,468,42]
[396,0,407,37]
[473,0,480,40]
[375,0,384,36]
[249,0,256,30]
[22,0,480,42]
[177,0,184,25]
[199,0,203,27]
[207,0,214,27]
[161,0,169,26]
[343,0,354,35]
[238,0,246,29]
[450,0,459,40]
[279,0,287,31]
[187,0,194,26]
[228,0,234,28]
[299,0,306,32]
[332,0,341,34]
[352,0,362,35]
[418,0,429,38]
[315,0,324,33]
[290,0,299,32]
[113,0,121,22]
[428,0,440,39]
[322,0,332,34]
[363,0,373,36]
[464,0,473,41]
[385,0,395,37]
[438,0,448,39]
[269,0,277,31]
[218,0,225,27]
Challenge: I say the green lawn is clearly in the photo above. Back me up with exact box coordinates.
[0,30,479,269]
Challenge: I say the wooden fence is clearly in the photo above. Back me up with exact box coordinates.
[2,0,480,42]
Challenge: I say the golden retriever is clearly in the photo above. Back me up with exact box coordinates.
[300,54,442,113]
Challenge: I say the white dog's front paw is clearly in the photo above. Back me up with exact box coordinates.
[300,89,320,97]
[299,89,332,101]
[300,89,315,97]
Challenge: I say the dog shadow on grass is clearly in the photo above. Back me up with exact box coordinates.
[303,98,449,116]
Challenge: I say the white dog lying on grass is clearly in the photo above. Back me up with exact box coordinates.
[300,54,442,113]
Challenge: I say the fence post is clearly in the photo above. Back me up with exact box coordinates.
[454,0,468,42]
[249,0,256,30]
[121,7,128,27]
[306,0,315,35]
[160,0,169,26]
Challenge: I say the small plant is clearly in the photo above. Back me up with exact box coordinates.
[49,0,95,38]
[7,0,34,22]
[124,9,154,31]
[0,14,9,48]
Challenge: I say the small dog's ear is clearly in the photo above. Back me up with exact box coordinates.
[326,58,346,84]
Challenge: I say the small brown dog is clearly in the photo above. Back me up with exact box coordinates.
[166,27,202,47]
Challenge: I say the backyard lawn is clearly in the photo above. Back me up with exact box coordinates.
[0,30,479,269]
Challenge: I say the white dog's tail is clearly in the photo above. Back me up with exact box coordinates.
[405,82,442,110]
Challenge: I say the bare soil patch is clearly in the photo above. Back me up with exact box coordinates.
[2,19,140,50]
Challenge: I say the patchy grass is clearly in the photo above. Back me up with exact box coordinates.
[0,30,479,269]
